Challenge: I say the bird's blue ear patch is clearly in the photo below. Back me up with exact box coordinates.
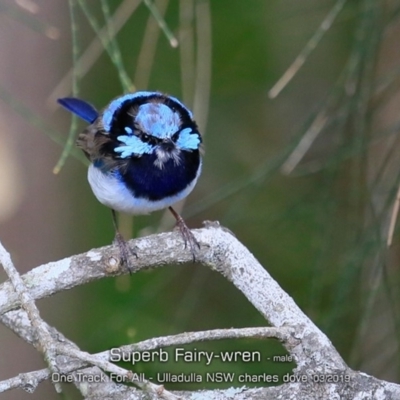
[114,135,153,158]
[176,128,201,150]
[57,97,99,124]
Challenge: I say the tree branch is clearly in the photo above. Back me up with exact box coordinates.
[0,241,62,393]
[0,325,290,393]
[0,223,399,399]
[0,223,344,370]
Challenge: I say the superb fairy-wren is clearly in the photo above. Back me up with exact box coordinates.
[58,91,202,270]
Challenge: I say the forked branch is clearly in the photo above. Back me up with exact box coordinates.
[0,222,399,399]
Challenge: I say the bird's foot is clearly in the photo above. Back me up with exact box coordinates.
[171,211,200,261]
[113,232,137,273]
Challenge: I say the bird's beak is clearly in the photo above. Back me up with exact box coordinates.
[160,138,175,152]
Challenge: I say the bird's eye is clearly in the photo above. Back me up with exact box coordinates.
[141,133,150,142]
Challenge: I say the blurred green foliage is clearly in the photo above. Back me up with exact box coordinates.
[2,0,400,396]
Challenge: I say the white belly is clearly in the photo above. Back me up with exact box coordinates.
[87,164,200,214]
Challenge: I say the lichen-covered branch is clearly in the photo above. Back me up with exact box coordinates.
[0,241,62,393]
[0,223,399,399]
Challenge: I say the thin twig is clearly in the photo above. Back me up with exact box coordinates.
[46,0,140,109]
[116,326,293,354]
[387,184,400,246]
[0,368,49,394]
[281,112,328,175]
[0,241,62,393]
[134,0,169,89]
[55,344,180,400]
[269,0,347,98]
[53,0,80,174]
[143,0,178,47]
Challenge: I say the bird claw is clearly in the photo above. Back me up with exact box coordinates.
[174,218,200,261]
[168,206,200,261]
[113,232,137,273]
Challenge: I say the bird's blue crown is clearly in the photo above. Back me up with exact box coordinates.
[58,91,201,160]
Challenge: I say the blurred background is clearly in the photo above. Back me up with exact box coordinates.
[0,0,399,398]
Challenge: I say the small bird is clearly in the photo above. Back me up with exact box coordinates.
[58,91,202,270]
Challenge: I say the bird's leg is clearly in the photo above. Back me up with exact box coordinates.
[168,206,200,261]
[111,209,137,272]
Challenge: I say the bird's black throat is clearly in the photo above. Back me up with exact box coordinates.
[120,149,200,201]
